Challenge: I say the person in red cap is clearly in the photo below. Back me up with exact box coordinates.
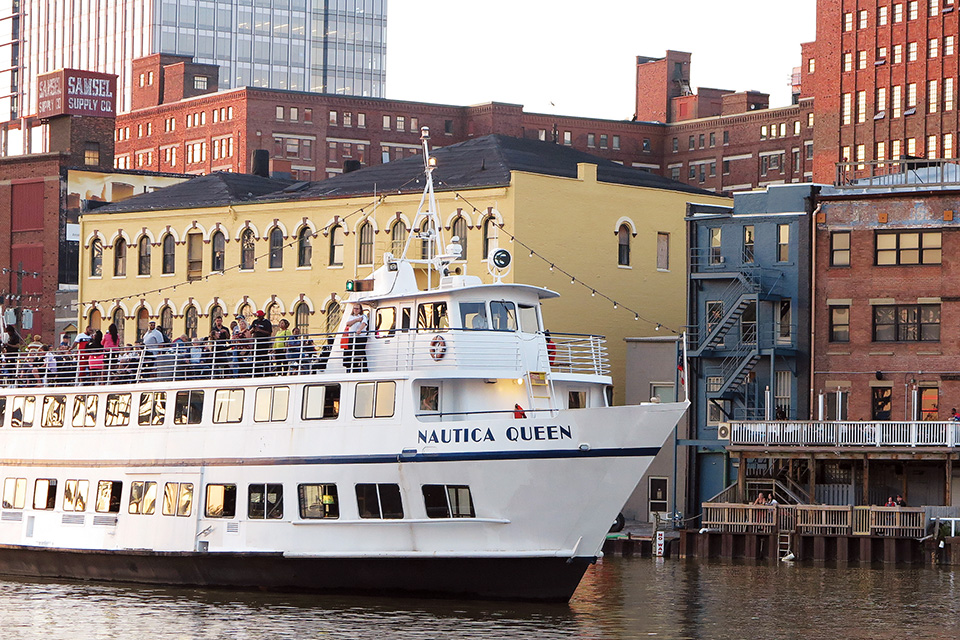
[250,310,273,376]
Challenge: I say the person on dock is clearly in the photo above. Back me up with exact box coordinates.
[896,495,906,507]
[885,496,896,507]
[767,493,778,506]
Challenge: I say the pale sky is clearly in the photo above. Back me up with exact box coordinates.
[386,0,818,121]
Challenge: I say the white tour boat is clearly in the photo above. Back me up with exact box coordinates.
[0,129,687,601]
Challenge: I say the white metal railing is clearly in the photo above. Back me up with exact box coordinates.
[728,420,960,447]
[0,328,609,389]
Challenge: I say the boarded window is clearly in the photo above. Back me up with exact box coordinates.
[657,233,670,270]
[11,182,43,232]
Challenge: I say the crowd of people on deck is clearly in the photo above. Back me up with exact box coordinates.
[0,305,372,387]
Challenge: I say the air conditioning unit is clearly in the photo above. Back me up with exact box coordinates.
[717,422,732,441]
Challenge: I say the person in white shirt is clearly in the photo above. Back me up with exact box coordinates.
[344,304,369,373]
[142,321,165,376]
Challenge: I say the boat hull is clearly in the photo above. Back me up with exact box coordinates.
[0,545,593,601]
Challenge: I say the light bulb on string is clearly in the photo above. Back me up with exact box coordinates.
[613,302,618,309]
[635,314,639,320]
[571,277,575,285]
[591,290,596,297]
[655,323,661,331]
[549,264,554,271]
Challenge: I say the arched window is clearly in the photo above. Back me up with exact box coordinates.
[138,236,151,275]
[451,216,468,260]
[136,307,150,342]
[114,238,127,277]
[237,302,253,322]
[111,307,125,345]
[329,225,344,266]
[295,301,310,334]
[185,306,199,339]
[358,221,374,265]
[269,227,284,269]
[88,308,102,330]
[390,221,407,256]
[297,227,313,267]
[618,224,631,266]
[160,306,174,340]
[90,239,103,277]
[266,302,281,327]
[325,300,342,333]
[211,230,225,272]
[162,234,176,274]
[209,305,224,332]
[241,229,255,270]
[482,217,499,261]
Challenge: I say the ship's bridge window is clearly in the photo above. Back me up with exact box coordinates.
[162,482,193,517]
[302,384,341,420]
[2,478,26,509]
[72,395,98,427]
[375,307,396,338]
[490,301,517,331]
[62,480,88,512]
[460,302,488,330]
[355,483,403,519]
[95,481,123,513]
[128,481,158,515]
[105,393,131,426]
[298,484,339,519]
[255,386,289,422]
[33,479,57,510]
[213,389,244,423]
[518,304,540,333]
[354,381,396,418]
[138,392,166,426]
[205,484,237,518]
[41,395,66,427]
[174,391,204,425]
[417,302,449,330]
[10,396,35,427]
[422,485,475,518]
[248,483,283,519]
[569,391,587,409]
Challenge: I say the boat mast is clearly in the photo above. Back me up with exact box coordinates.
[400,127,447,291]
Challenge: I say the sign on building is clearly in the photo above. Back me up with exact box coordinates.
[37,69,118,119]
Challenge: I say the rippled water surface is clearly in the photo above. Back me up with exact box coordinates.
[1,558,959,640]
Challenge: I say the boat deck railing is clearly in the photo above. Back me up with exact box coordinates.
[702,502,926,537]
[3,328,608,388]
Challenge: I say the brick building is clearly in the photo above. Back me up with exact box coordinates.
[113,52,814,194]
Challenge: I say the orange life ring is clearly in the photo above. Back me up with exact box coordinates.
[430,335,446,361]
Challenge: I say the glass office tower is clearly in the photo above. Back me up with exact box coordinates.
[0,0,386,122]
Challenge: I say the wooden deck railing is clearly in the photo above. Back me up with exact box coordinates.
[703,503,926,537]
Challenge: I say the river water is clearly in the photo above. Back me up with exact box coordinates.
[1,558,958,640]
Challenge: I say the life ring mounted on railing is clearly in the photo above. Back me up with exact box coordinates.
[429,335,446,361]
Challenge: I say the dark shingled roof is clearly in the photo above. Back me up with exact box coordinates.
[89,172,294,215]
[280,134,718,200]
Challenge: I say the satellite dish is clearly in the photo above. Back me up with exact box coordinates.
[487,248,512,281]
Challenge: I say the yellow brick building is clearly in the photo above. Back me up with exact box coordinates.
[79,134,728,400]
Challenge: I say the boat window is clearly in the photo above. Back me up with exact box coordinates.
[248,483,284,519]
[71,395,98,428]
[376,307,396,338]
[41,395,66,427]
[355,483,404,519]
[33,479,57,510]
[162,482,194,517]
[354,381,396,419]
[138,392,166,426]
[422,485,476,518]
[302,384,341,420]
[0,397,6,425]
[298,484,339,519]
[605,386,614,407]
[255,386,289,422]
[174,390,204,425]
[417,302,449,330]
[401,307,412,330]
[460,302,488,330]
[205,484,237,518]
[95,480,123,513]
[518,304,540,333]
[419,385,439,412]
[128,481,158,515]
[569,391,587,409]
[62,480,89,512]
[105,394,131,426]
[10,396,35,427]
[2,478,26,509]
[490,301,517,331]
[213,389,244,423]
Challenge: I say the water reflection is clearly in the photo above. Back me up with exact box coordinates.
[2,559,960,639]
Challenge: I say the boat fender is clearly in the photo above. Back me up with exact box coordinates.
[430,335,446,360]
